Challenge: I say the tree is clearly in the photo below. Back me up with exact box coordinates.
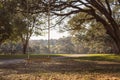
[51,37,75,54]
[17,0,120,54]
[0,0,47,54]
[13,12,43,54]
[0,0,16,45]
[68,12,117,53]
[1,0,120,54]
[32,0,119,54]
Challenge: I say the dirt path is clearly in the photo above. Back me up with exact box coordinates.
[0,54,88,65]
[63,54,88,57]
[0,59,25,65]
[52,54,88,61]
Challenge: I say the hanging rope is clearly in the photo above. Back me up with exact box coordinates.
[59,0,62,32]
[48,0,51,54]
[27,0,30,60]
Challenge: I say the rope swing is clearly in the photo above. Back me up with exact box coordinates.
[27,0,29,60]
[47,0,51,54]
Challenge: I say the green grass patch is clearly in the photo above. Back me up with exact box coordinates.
[0,54,27,59]
[1,53,120,62]
[73,54,120,62]
[0,54,65,59]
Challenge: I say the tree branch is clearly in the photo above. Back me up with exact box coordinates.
[105,0,112,16]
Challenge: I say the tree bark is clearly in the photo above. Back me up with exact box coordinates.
[22,40,29,54]
[90,10,120,54]
[112,36,120,54]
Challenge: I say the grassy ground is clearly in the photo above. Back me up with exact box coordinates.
[0,54,64,59]
[0,54,120,80]
[70,54,120,62]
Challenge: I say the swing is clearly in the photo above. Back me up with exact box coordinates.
[47,0,51,54]
[25,0,52,64]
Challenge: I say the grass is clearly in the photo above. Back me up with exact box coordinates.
[0,54,120,80]
[0,54,28,59]
[1,53,120,62]
[71,54,120,62]
[0,54,64,59]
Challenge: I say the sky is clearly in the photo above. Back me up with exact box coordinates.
[30,12,71,40]
[30,30,70,40]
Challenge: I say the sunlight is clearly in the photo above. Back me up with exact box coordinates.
[30,30,70,40]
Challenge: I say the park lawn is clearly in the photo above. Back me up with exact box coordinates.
[0,53,120,61]
[0,54,64,59]
[0,54,120,80]
[71,54,120,62]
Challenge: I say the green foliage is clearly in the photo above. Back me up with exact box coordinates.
[68,13,116,53]
[51,37,75,54]
[0,0,21,44]
[0,4,13,44]
[0,2,3,8]
[0,0,45,46]
[68,12,92,31]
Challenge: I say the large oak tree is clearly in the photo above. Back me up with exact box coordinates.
[35,0,120,54]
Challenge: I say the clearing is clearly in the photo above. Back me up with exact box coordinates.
[0,54,120,80]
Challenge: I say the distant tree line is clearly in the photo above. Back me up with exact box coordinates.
[0,36,117,54]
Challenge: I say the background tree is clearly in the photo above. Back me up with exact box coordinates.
[13,12,43,54]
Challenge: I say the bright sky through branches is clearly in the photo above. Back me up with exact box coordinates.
[30,30,69,40]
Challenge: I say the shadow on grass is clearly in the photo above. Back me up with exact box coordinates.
[0,55,120,77]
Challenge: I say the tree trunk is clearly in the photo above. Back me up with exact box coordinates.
[116,43,120,54]
[113,38,120,54]
[23,44,26,54]
[22,40,28,54]
[93,12,120,54]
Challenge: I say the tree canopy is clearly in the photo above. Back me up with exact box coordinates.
[46,0,120,54]
[0,0,120,54]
